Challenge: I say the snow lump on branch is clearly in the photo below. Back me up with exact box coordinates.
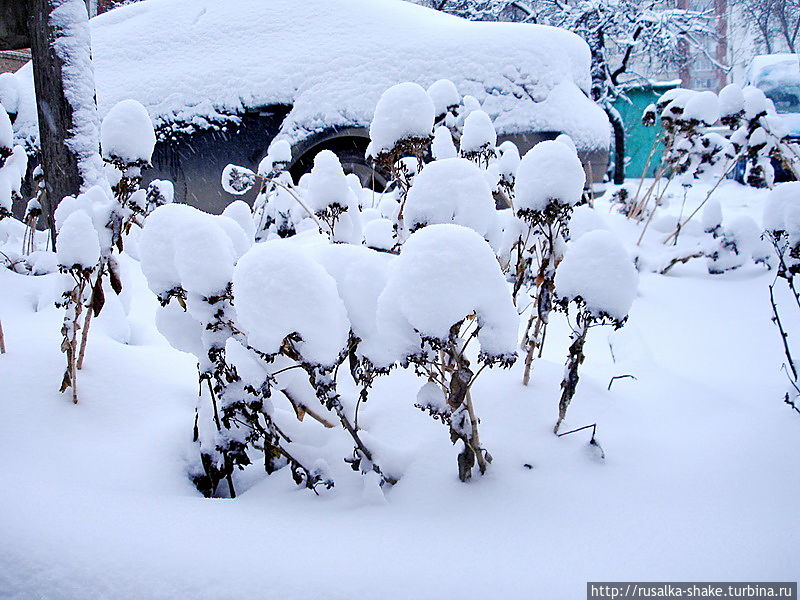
[404,158,496,236]
[100,99,156,166]
[377,224,518,365]
[368,82,435,158]
[555,230,637,323]
[515,140,586,216]
[232,240,350,368]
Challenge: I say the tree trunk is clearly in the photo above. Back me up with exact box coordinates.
[606,105,626,185]
[29,0,104,247]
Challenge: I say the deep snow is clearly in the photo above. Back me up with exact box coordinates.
[0,180,798,599]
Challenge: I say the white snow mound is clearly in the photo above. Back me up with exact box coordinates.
[377,224,518,364]
[515,140,586,213]
[555,229,637,321]
[233,239,350,367]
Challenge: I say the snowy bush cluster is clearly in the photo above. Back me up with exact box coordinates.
[640,83,796,192]
[614,84,799,278]
[0,95,166,402]
[1,78,641,496]
[160,79,640,494]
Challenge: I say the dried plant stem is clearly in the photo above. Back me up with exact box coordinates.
[522,315,546,386]
[629,162,668,221]
[659,252,704,275]
[629,133,663,212]
[464,388,488,475]
[261,176,324,230]
[0,320,6,354]
[76,308,92,370]
[554,316,590,434]
[635,176,672,246]
[662,150,744,246]
[770,281,798,382]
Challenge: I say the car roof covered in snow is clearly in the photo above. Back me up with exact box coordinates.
[748,53,800,86]
[10,0,609,151]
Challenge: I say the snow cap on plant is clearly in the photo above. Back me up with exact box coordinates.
[101,99,156,166]
[232,240,350,368]
[363,217,395,251]
[702,199,723,235]
[57,210,101,271]
[718,83,745,126]
[258,139,293,177]
[145,179,175,213]
[367,82,435,158]
[514,140,585,217]
[376,224,518,367]
[54,185,116,254]
[496,141,521,178]
[140,203,249,302]
[305,150,362,243]
[460,110,496,156]
[309,242,394,365]
[555,230,637,323]
[221,164,258,196]
[427,78,460,119]
[404,157,496,236]
[642,103,657,126]
[682,91,719,126]
[742,86,772,119]
[657,88,695,116]
[306,150,352,215]
[763,182,800,235]
[432,126,458,160]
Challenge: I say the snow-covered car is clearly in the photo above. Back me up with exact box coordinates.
[9,0,610,213]
[749,53,800,135]
[740,53,800,182]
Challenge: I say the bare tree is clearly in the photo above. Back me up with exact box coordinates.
[734,0,800,53]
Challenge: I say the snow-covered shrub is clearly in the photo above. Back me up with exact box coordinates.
[460,109,496,167]
[234,240,395,487]
[377,224,517,481]
[55,210,101,404]
[512,139,586,385]
[704,214,761,274]
[431,125,458,161]
[729,86,796,188]
[304,151,362,243]
[141,204,396,495]
[101,99,157,237]
[141,203,261,496]
[553,230,637,433]
[763,183,800,287]
[427,78,460,127]
[492,140,520,208]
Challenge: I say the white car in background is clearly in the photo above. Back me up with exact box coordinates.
[9,0,610,212]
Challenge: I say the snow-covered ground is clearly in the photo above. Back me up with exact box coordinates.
[1,179,798,599]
